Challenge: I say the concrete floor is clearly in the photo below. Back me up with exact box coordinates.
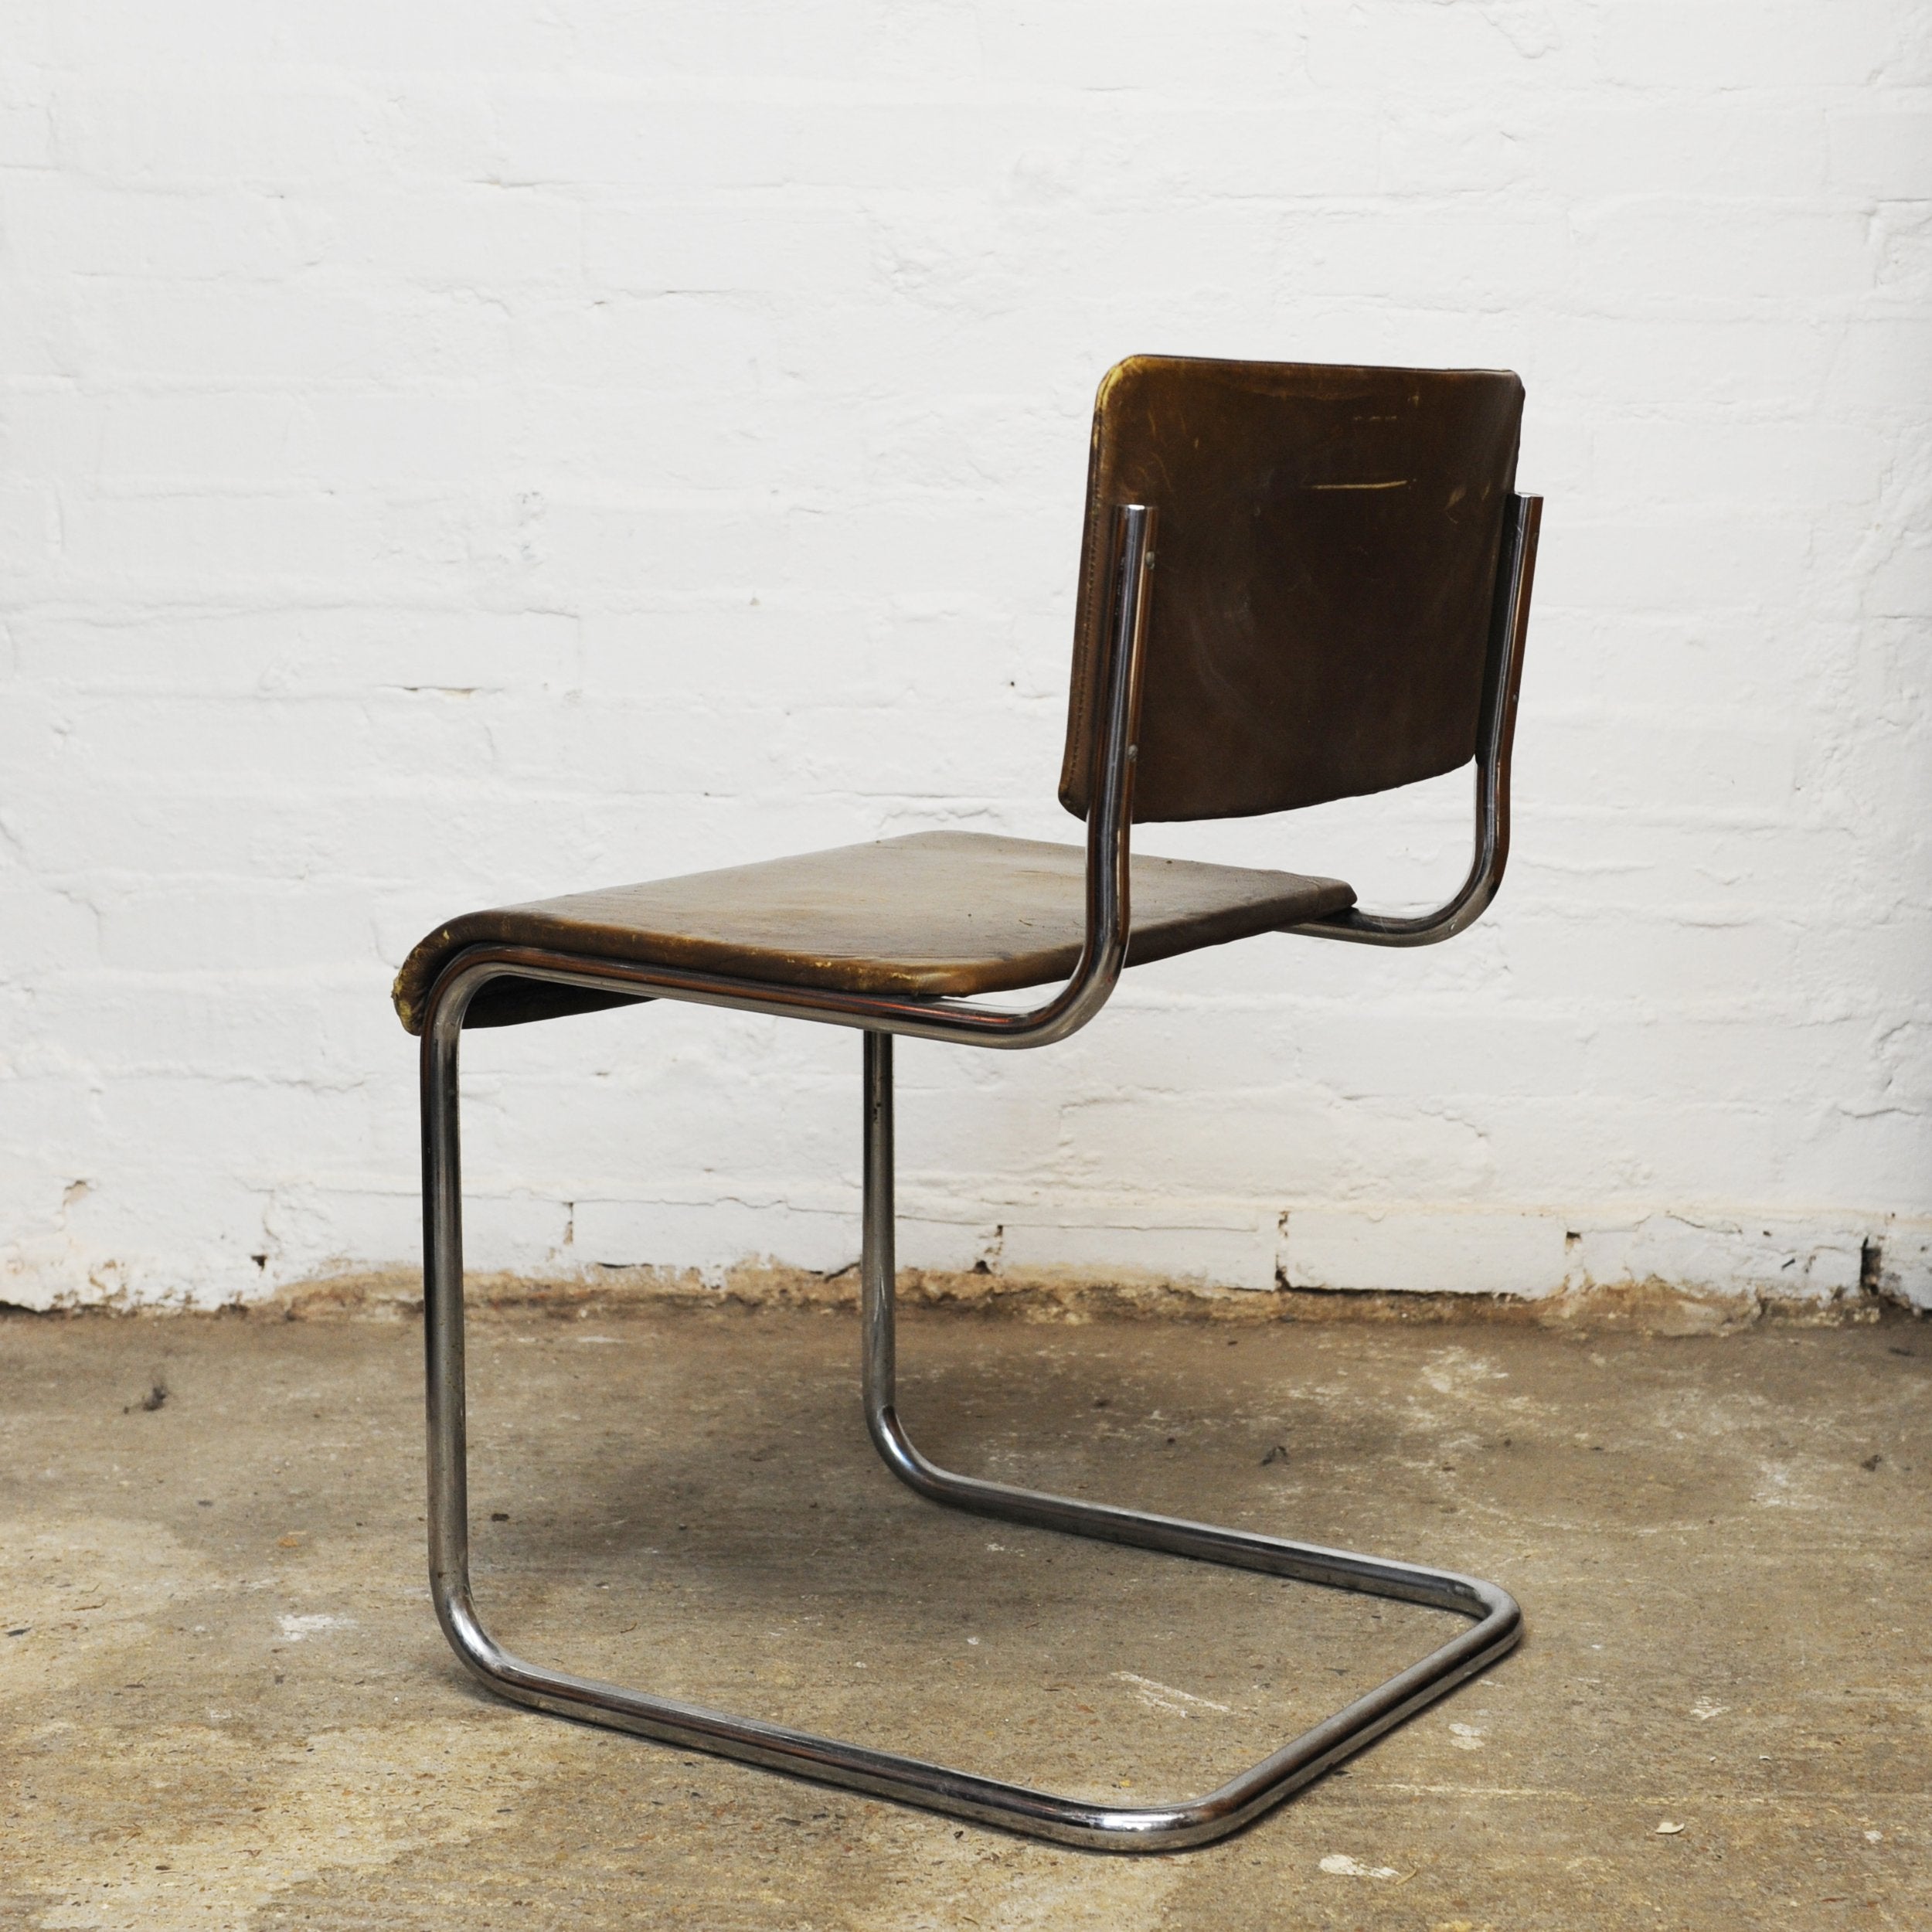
[2,1299,1927,1930]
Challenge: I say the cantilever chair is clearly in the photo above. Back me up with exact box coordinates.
[393,355,1542,1852]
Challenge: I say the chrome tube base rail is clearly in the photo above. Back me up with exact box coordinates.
[420,992,1522,1852]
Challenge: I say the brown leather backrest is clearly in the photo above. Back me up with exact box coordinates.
[1060,357,1523,822]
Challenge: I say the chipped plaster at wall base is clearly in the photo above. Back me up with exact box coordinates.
[2,1253,138,1315]
[6,1202,1927,1318]
[1280,1209,1932,1311]
[1872,1224,1932,1314]
[1,1231,135,1314]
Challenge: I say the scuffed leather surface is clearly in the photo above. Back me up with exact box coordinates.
[391,830,1353,1032]
[1060,357,1523,823]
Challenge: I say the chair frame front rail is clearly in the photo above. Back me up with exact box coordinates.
[417,498,1541,1852]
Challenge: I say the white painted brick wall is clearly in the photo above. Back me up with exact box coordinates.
[2,2,1927,1311]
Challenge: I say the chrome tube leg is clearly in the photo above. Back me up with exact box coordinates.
[861,1030,897,1447]
[410,962,1521,1852]
[421,968,509,1676]
[422,976,468,1640]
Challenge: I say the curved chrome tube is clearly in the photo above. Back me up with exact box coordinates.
[418,1016,1520,1854]
[1290,493,1542,948]
[857,1030,1520,1847]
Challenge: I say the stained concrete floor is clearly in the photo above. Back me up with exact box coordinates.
[2,1299,1928,1931]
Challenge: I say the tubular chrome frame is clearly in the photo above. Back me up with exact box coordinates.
[1291,492,1543,947]
[414,499,1532,1852]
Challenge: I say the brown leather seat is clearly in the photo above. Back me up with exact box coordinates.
[392,830,1353,1032]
